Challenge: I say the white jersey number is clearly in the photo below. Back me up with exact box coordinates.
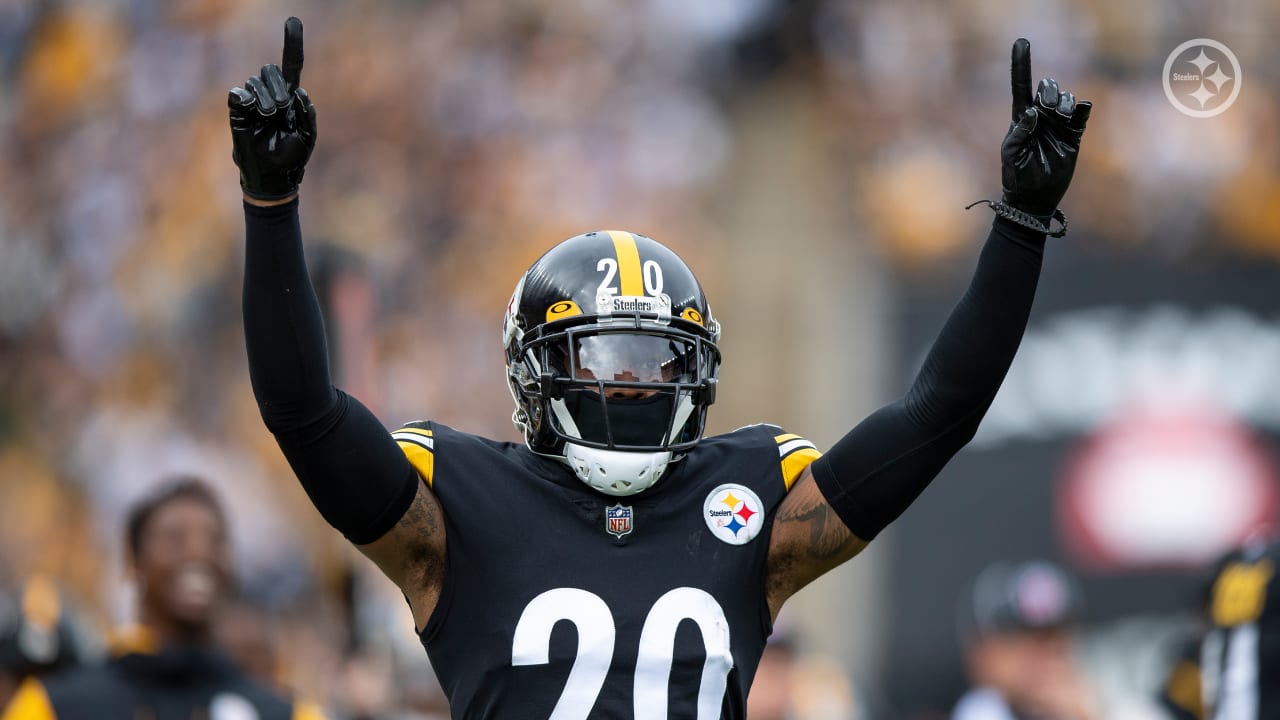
[596,257,664,297]
[511,587,733,719]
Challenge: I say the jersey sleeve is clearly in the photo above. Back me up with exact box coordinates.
[1,677,57,720]
[392,421,435,488]
[773,431,821,491]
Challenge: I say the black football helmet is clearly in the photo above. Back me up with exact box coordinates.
[504,230,721,495]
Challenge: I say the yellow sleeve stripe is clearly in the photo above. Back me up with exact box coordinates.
[2,677,56,720]
[392,431,434,450]
[606,230,644,296]
[771,431,820,490]
[394,438,435,488]
[778,438,817,458]
[395,427,434,440]
[780,447,822,491]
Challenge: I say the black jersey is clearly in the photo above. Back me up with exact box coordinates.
[2,643,315,720]
[392,421,820,720]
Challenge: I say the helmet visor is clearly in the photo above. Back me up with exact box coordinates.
[562,333,699,386]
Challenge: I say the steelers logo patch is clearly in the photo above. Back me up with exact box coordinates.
[703,484,765,545]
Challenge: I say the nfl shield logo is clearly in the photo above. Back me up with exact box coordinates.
[606,503,633,539]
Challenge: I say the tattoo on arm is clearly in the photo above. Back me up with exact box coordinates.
[358,478,446,595]
[358,479,446,630]
[776,488,858,561]
[766,469,867,614]
[394,483,446,580]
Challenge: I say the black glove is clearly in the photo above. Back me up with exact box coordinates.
[1000,38,1091,219]
[229,17,316,201]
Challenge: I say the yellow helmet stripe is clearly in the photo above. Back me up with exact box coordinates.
[606,230,644,296]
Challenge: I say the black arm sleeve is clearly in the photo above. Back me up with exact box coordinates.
[243,200,418,545]
[810,217,1045,541]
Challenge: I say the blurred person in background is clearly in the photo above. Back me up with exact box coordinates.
[748,615,858,720]
[213,597,283,693]
[0,577,92,710]
[1160,535,1280,720]
[229,14,1090,718]
[1,478,324,720]
[953,560,1098,720]
[749,622,802,720]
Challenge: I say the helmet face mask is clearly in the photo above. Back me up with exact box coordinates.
[523,322,719,452]
[503,231,721,495]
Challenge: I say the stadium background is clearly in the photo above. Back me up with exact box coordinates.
[2,0,1279,717]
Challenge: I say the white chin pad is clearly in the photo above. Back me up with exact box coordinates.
[563,443,670,496]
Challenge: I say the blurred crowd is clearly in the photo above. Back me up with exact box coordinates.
[2,0,1280,717]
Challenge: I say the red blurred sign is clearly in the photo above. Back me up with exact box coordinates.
[1058,397,1279,571]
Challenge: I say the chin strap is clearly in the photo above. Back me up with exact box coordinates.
[563,443,671,496]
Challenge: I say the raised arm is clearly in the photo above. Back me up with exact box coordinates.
[230,18,445,628]
[765,39,1093,616]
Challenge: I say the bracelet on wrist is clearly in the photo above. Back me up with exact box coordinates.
[965,199,1067,237]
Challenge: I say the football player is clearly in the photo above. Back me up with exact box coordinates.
[1160,537,1280,720]
[229,18,1091,718]
[1,479,324,719]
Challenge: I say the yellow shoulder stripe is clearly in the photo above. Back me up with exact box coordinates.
[292,701,329,720]
[1162,659,1202,716]
[393,430,435,488]
[781,448,822,490]
[1212,558,1273,626]
[775,432,821,491]
[2,677,56,720]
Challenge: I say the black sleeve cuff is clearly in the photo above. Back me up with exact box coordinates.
[243,196,300,220]
[810,454,882,542]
